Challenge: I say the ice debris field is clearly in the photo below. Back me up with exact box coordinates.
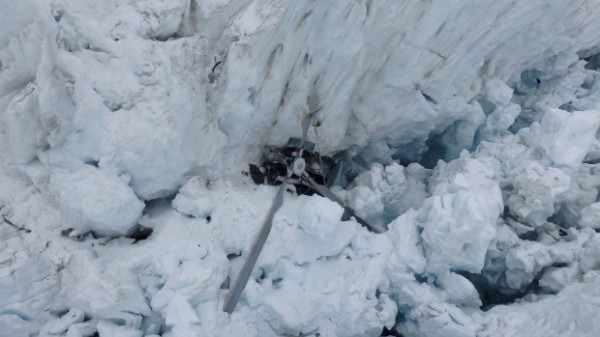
[2,0,600,336]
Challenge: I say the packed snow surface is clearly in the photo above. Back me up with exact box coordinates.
[2,0,600,336]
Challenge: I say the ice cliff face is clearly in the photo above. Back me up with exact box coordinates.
[3,0,600,229]
[2,0,600,337]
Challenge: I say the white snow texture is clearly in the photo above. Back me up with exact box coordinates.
[2,0,600,337]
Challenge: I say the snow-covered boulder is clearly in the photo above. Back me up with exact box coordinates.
[539,108,600,170]
[507,161,571,228]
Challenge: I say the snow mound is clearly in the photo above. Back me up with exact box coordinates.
[46,165,145,236]
[172,177,216,219]
[293,194,344,240]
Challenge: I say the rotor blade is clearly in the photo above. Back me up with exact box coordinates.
[302,173,345,206]
[223,183,286,314]
[302,173,385,233]
[298,112,313,152]
[343,207,384,233]
[298,108,321,154]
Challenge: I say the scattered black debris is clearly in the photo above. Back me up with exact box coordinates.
[129,225,153,243]
[420,90,437,104]
[212,57,222,73]
[381,327,403,336]
[559,229,567,237]
[2,215,31,233]
[71,232,85,241]
[205,215,212,223]
[296,329,320,337]
[85,159,100,167]
[242,171,249,176]
[227,251,242,260]
[209,58,223,84]
[61,226,152,243]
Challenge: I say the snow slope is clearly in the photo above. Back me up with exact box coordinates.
[2,0,600,336]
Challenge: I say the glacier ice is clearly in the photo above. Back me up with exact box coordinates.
[2,0,600,337]
[539,108,600,170]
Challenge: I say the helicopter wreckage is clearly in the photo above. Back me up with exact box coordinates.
[224,110,385,314]
[247,137,379,231]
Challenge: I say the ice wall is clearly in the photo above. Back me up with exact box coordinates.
[2,0,600,233]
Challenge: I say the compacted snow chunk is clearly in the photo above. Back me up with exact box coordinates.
[421,155,503,274]
[579,202,600,229]
[294,194,344,240]
[47,166,144,236]
[172,176,216,219]
[539,108,600,170]
[507,161,571,228]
